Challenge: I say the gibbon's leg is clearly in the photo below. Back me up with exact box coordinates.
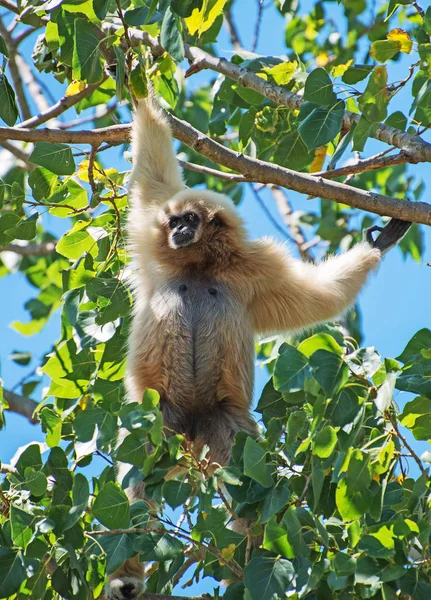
[193,403,258,467]
[247,218,411,334]
[129,94,184,206]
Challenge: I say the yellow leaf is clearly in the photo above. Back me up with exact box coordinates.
[309,145,327,172]
[395,473,405,484]
[220,544,236,562]
[77,159,90,182]
[332,59,353,78]
[373,473,381,483]
[316,52,330,67]
[387,28,413,54]
[185,0,228,36]
[264,61,297,85]
[65,80,86,97]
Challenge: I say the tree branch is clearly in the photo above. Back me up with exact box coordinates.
[2,389,39,423]
[0,118,430,225]
[120,26,431,163]
[15,54,55,125]
[224,7,244,51]
[2,240,57,256]
[270,186,315,260]
[317,150,415,180]
[18,79,107,129]
[0,0,19,14]
[0,140,35,169]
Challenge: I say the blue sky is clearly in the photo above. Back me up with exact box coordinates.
[0,0,430,592]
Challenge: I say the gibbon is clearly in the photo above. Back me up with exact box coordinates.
[105,95,410,599]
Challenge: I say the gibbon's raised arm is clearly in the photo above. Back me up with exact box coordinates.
[129,95,184,205]
[248,240,381,334]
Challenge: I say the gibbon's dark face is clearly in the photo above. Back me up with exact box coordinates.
[168,211,201,248]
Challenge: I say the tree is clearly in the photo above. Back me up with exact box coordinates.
[0,0,431,598]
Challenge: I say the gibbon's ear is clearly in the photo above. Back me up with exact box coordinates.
[129,93,184,205]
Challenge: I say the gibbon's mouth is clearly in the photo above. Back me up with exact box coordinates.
[171,230,195,248]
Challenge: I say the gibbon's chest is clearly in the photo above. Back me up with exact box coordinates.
[149,277,242,326]
[146,276,254,409]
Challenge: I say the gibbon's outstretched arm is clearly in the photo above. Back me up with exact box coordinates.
[129,94,184,205]
[248,219,411,334]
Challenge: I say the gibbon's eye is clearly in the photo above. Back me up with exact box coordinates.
[183,212,198,223]
[169,217,179,229]
[211,215,224,228]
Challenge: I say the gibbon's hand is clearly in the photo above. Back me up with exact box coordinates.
[365,218,412,255]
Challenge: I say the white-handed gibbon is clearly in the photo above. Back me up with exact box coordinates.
[105,95,410,599]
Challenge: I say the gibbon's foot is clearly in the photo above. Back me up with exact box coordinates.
[104,577,146,600]
[365,218,411,254]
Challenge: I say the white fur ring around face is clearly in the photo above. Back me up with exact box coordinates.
[104,576,146,600]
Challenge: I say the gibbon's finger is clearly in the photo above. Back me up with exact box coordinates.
[365,225,383,246]
[366,218,412,254]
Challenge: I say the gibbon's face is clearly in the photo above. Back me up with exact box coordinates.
[163,205,227,250]
[168,210,201,248]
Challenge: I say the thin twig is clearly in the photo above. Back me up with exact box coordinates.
[18,79,107,129]
[386,411,429,483]
[270,186,314,260]
[249,184,292,241]
[251,0,264,52]
[224,7,243,51]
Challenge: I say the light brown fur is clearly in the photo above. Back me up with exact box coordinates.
[105,96,381,599]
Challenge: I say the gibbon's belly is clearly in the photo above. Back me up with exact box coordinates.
[146,277,254,412]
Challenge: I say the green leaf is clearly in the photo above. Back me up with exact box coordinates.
[352,114,378,152]
[23,467,47,496]
[309,349,348,395]
[129,63,148,99]
[98,533,135,575]
[29,142,75,176]
[161,7,184,63]
[273,344,308,392]
[29,168,58,201]
[162,480,193,509]
[0,34,9,57]
[243,437,273,488]
[336,478,372,520]
[72,18,103,84]
[171,0,203,17]
[370,39,401,63]
[313,425,337,459]
[93,482,130,529]
[342,65,373,84]
[86,276,132,324]
[260,481,291,523]
[298,101,345,151]
[114,45,125,102]
[64,473,89,530]
[304,68,337,105]
[10,505,37,548]
[133,532,183,560]
[93,0,110,20]
[116,434,148,467]
[39,407,62,447]
[334,552,357,576]
[396,361,431,399]
[0,549,26,597]
[283,507,309,557]
[298,333,343,357]
[358,66,388,123]
[358,535,394,559]
[0,72,18,126]
[396,328,431,364]
[244,556,295,600]
[56,228,93,260]
[124,7,162,26]
[141,388,160,410]
[263,516,293,558]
